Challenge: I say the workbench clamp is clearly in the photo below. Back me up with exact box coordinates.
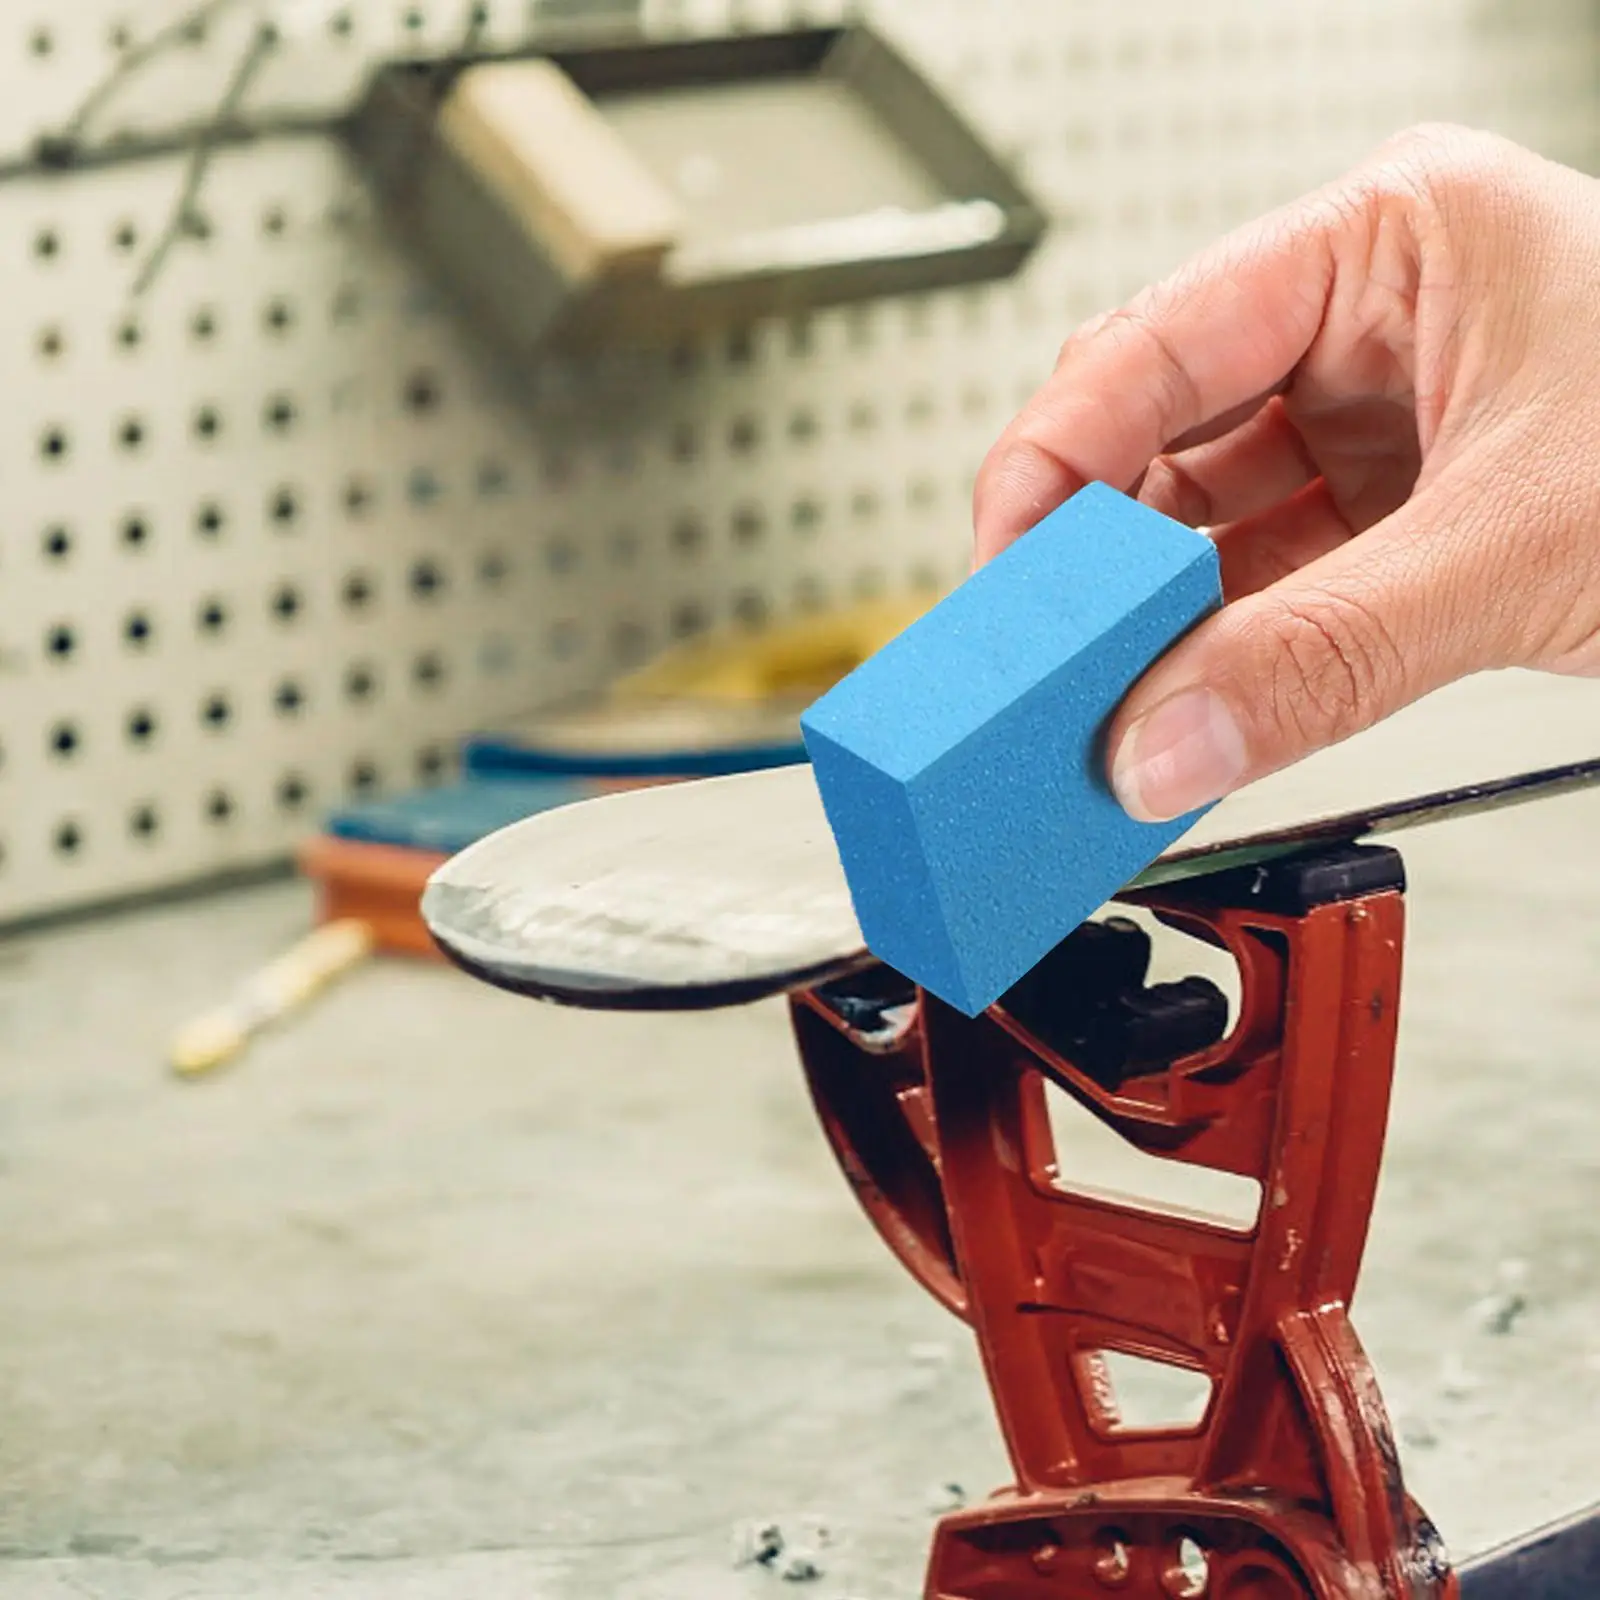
[792,841,1457,1600]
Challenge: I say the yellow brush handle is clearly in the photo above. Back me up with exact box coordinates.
[170,919,375,1078]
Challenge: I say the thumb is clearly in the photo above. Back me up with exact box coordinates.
[1106,487,1498,823]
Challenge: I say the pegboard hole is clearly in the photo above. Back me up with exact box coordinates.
[261,204,289,240]
[111,219,139,255]
[269,487,300,529]
[908,476,939,511]
[192,404,223,443]
[36,324,65,361]
[341,571,376,611]
[123,610,154,650]
[415,745,448,783]
[788,407,819,443]
[791,497,822,537]
[669,517,704,558]
[667,337,699,376]
[731,505,765,546]
[46,622,78,661]
[348,759,380,795]
[41,525,72,561]
[478,549,510,588]
[120,512,151,550]
[125,707,158,745]
[853,566,887,599]
[669,423,698,463]
[411,651,446,690]
[274,679,306,717]
[204,789,236,825]
[407,467,441,507]
[794,574,827,612]
[263,394,298,434]
[263,297,295,335]
[29,25,56,57]
[116,415,147,453]
[403,370,441,414]
[48,720,81,761]
[200,693,232,731]
[344,663,379,703]
[197,597,228,636]
[549,619,583,658]
[270,584,304,624]
[32,227,61,262]
[732,591,769,628]
[408,558,446,600]
[850,488,881,522]
[327,8,354,39]
[670,601,708,638]
[787,316,814,356]
[53,819,84,858]
[116,318,142,352]
[847,399,878,434]
[107,20,134,52]
[539,450,575,490]
[128,803,160,841]
[343,478,374,517]
[190,306,218,342]
[196,501,226,539]
[612,620,649,666]
[277,772,310,811]
[724,325,755,366]
[727,413,761,453]
[476,458,509,498]
[38,425,70,463]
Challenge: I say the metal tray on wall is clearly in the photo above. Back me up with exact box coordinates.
[348,25,1050,356]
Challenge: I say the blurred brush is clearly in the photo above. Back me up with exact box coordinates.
[170,917,375,1078]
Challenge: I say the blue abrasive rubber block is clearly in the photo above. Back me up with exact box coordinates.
[800,481,1222,1017]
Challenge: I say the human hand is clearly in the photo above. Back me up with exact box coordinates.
[973,124,1600,822]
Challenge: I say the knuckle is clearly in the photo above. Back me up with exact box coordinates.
[1368,121,1525,219]
[1055,307,1116,370]
[1140,454,1212,528]
[1258,588,1402,746]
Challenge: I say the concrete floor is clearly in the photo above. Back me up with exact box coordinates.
[1,725,1598,1597]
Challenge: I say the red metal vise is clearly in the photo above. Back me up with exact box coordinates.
[790,841,1458,1600]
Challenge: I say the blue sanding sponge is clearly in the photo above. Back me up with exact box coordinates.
[800,482,1222,1017]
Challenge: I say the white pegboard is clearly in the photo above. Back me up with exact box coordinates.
[2,0,1597,923]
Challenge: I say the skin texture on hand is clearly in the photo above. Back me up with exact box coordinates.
[973,123,1600,822]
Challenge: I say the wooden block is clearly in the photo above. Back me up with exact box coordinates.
[439,59,683,283]
[800,483,1222,1016]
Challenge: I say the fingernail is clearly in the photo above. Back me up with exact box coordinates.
[1111,687,1248,823]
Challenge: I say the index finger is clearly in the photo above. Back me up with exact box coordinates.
[972,193,1347,563]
